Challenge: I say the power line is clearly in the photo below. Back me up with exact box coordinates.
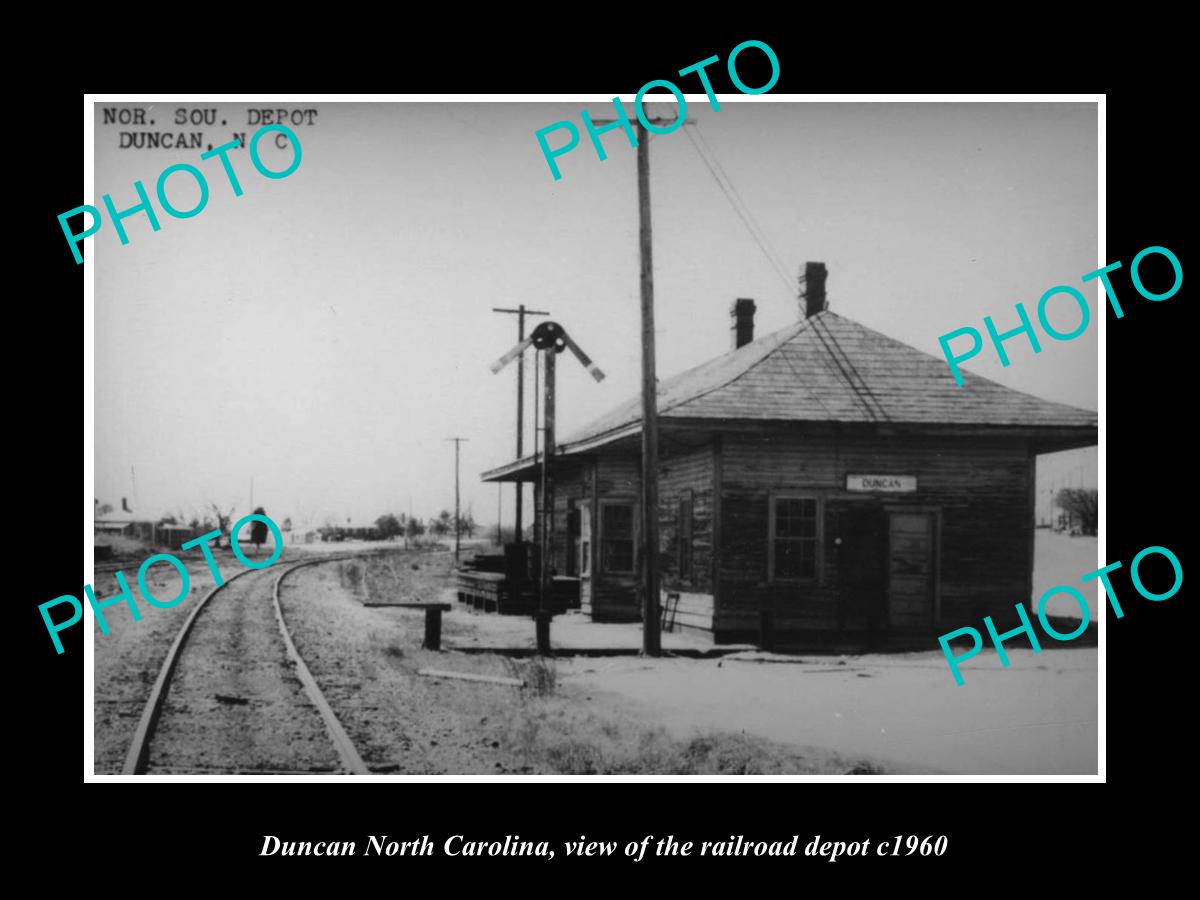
[777,325,836,419]
[682,126,794,299]
[694,126,792,276]
[807,315,879,422]
[812,314,891,422]
[685,123,890,424]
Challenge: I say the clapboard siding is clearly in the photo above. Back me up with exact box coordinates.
[658,445,714,594]
[550,459,589,575]
[715,429,1033,634]
[577,447,717,625]
[557,425,1037,639]
[581,454,642,621]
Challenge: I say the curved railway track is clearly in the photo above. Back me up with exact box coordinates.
[122,555,370,775]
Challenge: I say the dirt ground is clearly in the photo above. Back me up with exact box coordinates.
[279,554,879,774]
[93,540,1098,776]
[1033,530,1100,619]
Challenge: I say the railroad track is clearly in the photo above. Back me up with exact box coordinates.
[122,555,370,775]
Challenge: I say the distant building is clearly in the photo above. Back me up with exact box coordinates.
[156,523,195,550]
[94,516,155,543]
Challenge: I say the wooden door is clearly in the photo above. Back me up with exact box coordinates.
[887,511,937,630]
[828,501,888,630]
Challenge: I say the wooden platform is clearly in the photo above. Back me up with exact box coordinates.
[453,570,579,615]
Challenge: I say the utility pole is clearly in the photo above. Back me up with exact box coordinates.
[249,475,254,511]
[492,305,549,545]
[538,345,556,653]
[635,120,662,656]
[592,111,691,656]
[446,438,468,560]
[491,321,604,656]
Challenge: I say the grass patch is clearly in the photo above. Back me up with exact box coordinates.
[353,549,456,605]
[503,657,557,697]
[501,700,886,775]
[338,561,364,595]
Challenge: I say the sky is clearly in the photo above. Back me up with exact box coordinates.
[93,100,1098,528]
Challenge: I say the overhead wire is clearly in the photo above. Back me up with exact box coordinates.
[683,125,795,299]
[694,126,793,276]
[685,123,889,422]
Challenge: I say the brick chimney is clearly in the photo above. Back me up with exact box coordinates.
[802,262,827,318]
[730,298,756,349]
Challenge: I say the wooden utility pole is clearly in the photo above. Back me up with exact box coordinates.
[493,305,549,544]
[446,437,468,560]
[592,112,690,656]
[537,346,556,654]
[635,121,662,656]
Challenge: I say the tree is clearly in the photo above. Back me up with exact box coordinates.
[1055,488,1097,535]
[456,512,477,538]
[429,510,452,536]
[208,502,236,547]
[405,516,426,540]
[250,506,269,553]
[375,513,402,539]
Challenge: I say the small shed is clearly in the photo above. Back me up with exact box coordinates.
[156,523,195,549]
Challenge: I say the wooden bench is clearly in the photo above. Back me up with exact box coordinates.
[362,602,453,650]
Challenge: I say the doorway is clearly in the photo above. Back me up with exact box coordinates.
[886,510,939,630]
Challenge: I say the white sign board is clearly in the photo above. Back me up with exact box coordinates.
[846,474,917,493]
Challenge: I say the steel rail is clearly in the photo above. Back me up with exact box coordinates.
[271,557,370,774]
[120,554,367,775]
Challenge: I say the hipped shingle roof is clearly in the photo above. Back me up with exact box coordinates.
[559,309,1097,452]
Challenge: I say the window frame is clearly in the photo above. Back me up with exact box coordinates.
[677,488,694,583]
[578,500,592,578]
[598,498,637,576]
[767,492,824,585]
[565,501,581,577]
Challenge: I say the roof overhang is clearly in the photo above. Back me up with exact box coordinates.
[481,455,540,483]
[479,419,1097,483]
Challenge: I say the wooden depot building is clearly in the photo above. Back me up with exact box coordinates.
[481,264,1098,646]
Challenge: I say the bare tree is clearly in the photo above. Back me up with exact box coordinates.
[1055,488,1097,536]
[208,502,236,547]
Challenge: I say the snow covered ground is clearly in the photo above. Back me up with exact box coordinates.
[1033,530,1100,619]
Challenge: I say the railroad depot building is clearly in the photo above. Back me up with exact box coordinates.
[482,265,1097,644]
